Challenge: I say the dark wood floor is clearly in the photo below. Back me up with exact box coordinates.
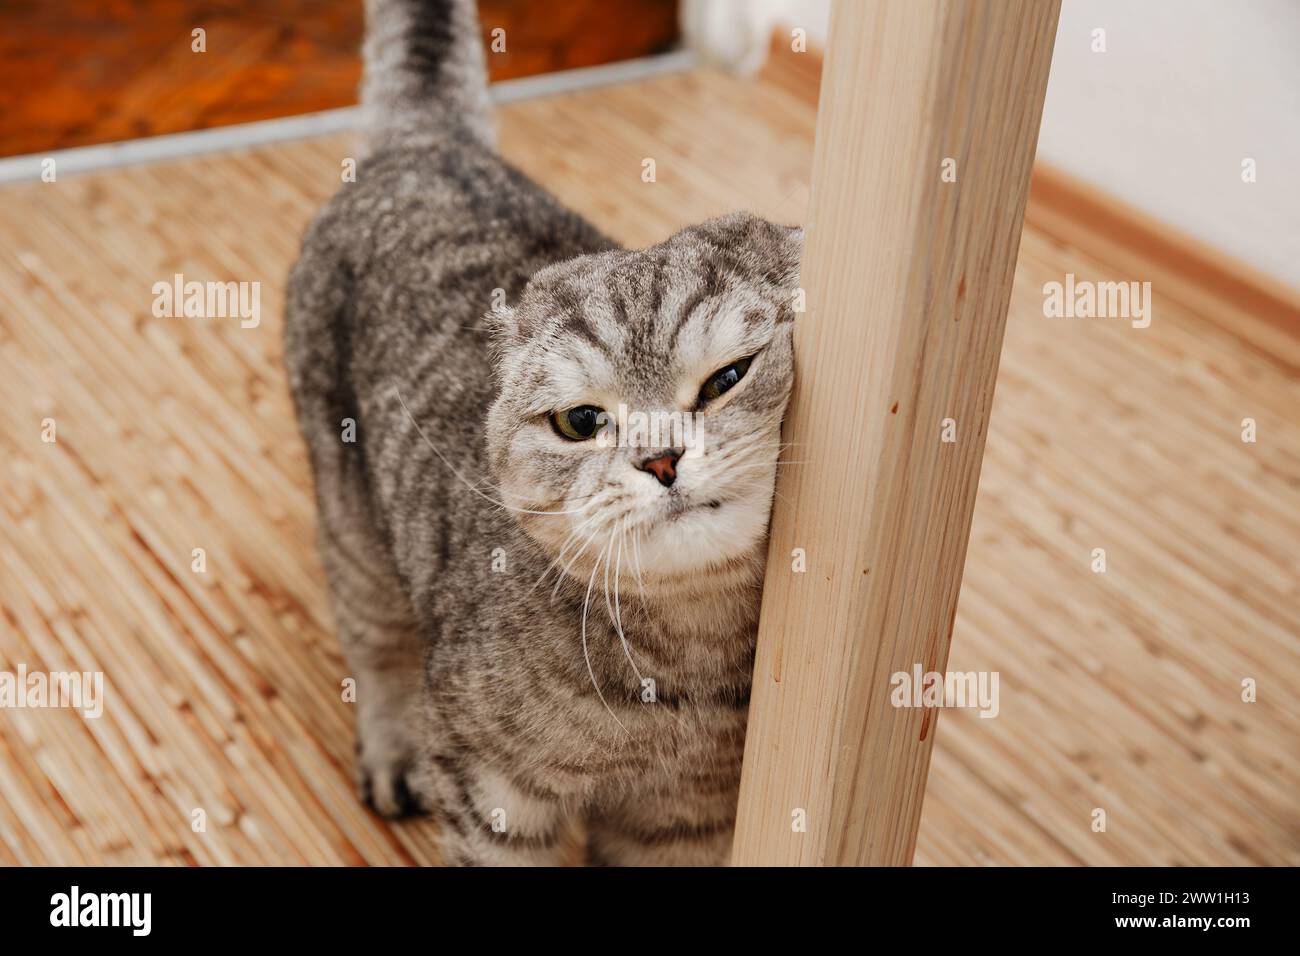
[0,0,679,157]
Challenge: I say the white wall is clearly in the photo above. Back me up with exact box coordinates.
[682,0,831,73]
[1040,0,1300,286]
[684,0,1300,287]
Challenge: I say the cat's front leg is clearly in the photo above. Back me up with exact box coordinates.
[319,518,428,818]
[348,636,426,818]
[337,605,427,818]
[585,786,738,867]
[418,754,577,866]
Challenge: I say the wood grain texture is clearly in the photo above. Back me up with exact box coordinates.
[732,0,1061,866]
[0,52,1296,867]
[1025,165,1300,372]
[0,0,679,158]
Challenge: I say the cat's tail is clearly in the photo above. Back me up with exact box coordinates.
[361,0,494,151]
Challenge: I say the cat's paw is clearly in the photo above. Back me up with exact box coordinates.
[356,740,428,819]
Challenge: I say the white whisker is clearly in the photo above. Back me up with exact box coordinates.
[551,522,603,602]
[609,519,644,684]
[631,525,647,604]
[582,538,630,736]
[527,509,603,595]
[394,385,591,517]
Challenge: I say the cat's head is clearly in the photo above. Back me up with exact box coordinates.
[486,212,802,592]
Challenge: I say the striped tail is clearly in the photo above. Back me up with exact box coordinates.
[361,0,494,150]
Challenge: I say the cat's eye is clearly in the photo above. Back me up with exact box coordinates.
[551,405,605,441]
[699,356,754,403]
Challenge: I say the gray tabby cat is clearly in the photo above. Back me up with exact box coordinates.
[284,0,802,866]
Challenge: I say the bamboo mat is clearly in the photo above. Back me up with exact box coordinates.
[1,62,1296,866]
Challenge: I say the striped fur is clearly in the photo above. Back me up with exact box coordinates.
[284,0,802,865]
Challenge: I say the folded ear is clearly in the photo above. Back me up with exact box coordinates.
[697,211,804,291]
[776,225,805,290]
[485,303,519,346]
[484,305,528,377]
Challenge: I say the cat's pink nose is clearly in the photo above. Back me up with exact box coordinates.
[637,450,682,488]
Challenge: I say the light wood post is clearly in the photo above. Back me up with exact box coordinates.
[732,0,1060,866]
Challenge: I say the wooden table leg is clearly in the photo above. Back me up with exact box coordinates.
[731,0,1061,866]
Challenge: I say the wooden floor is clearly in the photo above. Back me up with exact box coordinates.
[1,57,1297,866]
